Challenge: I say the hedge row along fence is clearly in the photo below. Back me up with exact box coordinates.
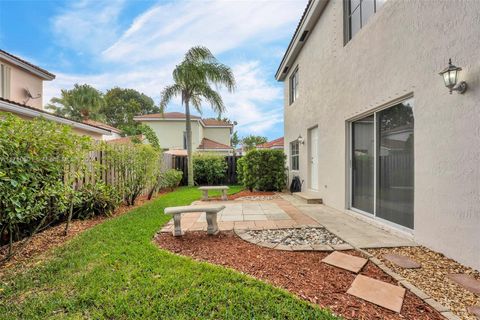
[0,113,181,260]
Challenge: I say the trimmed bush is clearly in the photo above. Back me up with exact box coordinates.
[238,149,287,191]
[193,153,227,185]
[73,183,122,219]
[160,169,183,190]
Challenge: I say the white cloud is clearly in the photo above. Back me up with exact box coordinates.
[45,0,306,137]
[51,0,126,54]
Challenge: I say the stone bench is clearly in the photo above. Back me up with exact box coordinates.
[198,186,229,201]
[164,205,225,236]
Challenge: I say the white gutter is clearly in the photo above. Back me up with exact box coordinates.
[0,52,55,81]
[0,100,111,135]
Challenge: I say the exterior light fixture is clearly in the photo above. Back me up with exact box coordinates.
[297,135,304,145]
[439,58,467,94]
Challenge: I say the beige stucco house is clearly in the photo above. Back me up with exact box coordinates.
[257,137,284,150]
[0,49,113,139]
[134,112,234,154]
[277,0,480,270]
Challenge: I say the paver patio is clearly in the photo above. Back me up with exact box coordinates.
[160,194,418,250]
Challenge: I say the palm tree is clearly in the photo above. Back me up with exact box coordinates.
[46,84,104,121]
[160,46,235,186]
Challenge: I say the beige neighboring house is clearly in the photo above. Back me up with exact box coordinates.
[257,137,284,150]
[134,112,234,154]
[277,0,480,270]
[0,49,113,139]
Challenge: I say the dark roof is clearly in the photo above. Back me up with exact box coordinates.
[0,97,111,133]
[275,0,313,78]
[257,137,284,149]
[197,137,232,150]
[0,49,56,79]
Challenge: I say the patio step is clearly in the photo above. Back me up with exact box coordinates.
[292,191,323,204]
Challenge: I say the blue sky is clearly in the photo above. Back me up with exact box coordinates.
[0,0,307,140]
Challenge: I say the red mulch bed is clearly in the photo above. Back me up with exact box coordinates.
[208,190,276,201]
[0,190,169,276]
[155,232,444,320]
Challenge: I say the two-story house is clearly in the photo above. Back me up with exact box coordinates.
[134,112,234,154]
[0,49,115,139]
[277,0,480,270]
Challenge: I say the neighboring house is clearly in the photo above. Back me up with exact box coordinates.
[134,112,234,154]
[277,0,480,270]
[257,137,284,150]
[83,119,122,141]
[0,49,113,139]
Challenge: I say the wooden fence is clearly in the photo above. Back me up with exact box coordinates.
[165,154,242,186]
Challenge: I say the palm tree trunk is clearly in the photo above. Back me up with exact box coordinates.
[185,99,194,186]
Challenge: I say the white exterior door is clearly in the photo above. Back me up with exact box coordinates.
[309,127,319,190]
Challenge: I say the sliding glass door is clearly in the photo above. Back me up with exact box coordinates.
[351,115,374,214]
[350,98,414,229]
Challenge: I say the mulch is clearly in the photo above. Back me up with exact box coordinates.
[155,231,445,320]
[0,190,169,277]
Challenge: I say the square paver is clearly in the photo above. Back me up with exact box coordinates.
[467,306,480,318]
[383,253,421,269]
[347,275,406,313]
[243,214,268,221]
[322,251,368,273]
[447,274,480,294]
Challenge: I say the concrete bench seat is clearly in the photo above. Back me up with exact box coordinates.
[198,185,229,201]
[164,205,225,236]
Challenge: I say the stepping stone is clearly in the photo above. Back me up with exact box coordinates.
[447,274,480,295]
[347,274,406,313]
[467,306,480,319]
[383,253,421,269]
[322,251,368,273]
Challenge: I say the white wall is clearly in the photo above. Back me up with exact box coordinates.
[283,0,480,270]
[203,127,231,146]
[142,120,202,150]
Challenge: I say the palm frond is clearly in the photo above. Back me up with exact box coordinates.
[201,62,236,93]
[184,46,214,63]
[159,84,183,113]
[193,83,225,115]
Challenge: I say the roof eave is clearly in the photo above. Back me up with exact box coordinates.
[0,100,111,135]
[275,0,329,81]
[0,52,56,80]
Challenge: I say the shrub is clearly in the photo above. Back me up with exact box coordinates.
[236,157,245,184]
[239,149,287,191]
[0,113,91,254]
[73,183,122,219]
[160,169,183,190]
[193,153,227,185]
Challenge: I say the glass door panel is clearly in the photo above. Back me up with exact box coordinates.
[351,115,375,214]
[376,99,414,228]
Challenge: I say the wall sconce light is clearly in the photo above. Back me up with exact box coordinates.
[439,58,467,94]
[297,135,304,145]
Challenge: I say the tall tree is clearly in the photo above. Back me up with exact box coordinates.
[242,135,268,152]
[159,46,235,186]
[46,84,104,121]
[101,87,159,130]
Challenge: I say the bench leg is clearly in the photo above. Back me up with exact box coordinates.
[206,212,219,235]
[173,213,183,236]
[202,190,209,201]
[221,189,228,201]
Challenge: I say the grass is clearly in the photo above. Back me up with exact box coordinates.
[0,186,337,319]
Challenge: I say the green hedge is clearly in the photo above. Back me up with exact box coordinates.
[238,149,287,191]
[193,153,227,185]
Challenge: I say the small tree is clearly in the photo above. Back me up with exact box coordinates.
[193,153,228,185]
[241,135,268,152]
[238,149,287,191]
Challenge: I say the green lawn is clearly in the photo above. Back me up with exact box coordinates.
[0,186,337,319]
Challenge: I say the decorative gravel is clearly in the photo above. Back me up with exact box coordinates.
[234,195,281,201]
[245,227,345,246]
[368,246,480,320]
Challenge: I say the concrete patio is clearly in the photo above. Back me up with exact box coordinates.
[160,193,417,249]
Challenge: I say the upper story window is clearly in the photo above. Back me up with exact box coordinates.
[345,0,385,43]
[290,140,299,170]
[289,67,298,105]
[0,63,11,99]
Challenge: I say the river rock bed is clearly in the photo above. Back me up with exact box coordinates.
[246,227,345,246]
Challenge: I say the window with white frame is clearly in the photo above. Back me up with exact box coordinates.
[289,67,298,105]
[0,63,11,99]
[290,141,299,170]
